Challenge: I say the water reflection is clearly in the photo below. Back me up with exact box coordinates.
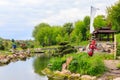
[0,57,48,80]
[33,54,50,76]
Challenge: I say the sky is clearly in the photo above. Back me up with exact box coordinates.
[0,0,118,40]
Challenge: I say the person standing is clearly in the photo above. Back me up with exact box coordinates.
[12,39,16,53]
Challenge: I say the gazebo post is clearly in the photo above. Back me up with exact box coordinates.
[112,33,114,41]
[114,35,116,60]
[107,33,109,41]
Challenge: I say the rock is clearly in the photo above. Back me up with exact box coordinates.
[62,63,67,71]
[7,55,13,59]
[62,56,73,71]
[50,70,69,80]
[0,58,10,64]
[69,73,81,80]
[61,70,71,75]
[42,68,53,78]
[81,75,96,80]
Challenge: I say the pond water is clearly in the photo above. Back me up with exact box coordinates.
[0,56,48,80]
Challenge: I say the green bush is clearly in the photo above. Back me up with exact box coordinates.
[49,53,106,76]
[68,53,106,76]
[116,34,120,56]
[94,53,114,60]
[20,43,28,49]
[59,41,69,46]
[49,57,66,71]
[117,45,120,56]
[0,44,5,50]
[53,41,77,57]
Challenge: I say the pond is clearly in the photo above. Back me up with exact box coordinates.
[0,54,49,80]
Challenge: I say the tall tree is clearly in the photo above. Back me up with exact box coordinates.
[32,23,50,39]
[51,26,63,44]
[63,22,73,36]
[83,16,90,40]
[107,0,120,32]
[32,23,51,46]
[75,20,87,41]
[94,15,107,29]
[83,16,90,30]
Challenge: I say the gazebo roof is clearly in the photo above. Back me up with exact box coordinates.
[93,27,116,34]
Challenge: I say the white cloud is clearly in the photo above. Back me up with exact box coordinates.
[0,0,10,6]
[40,8,89,25]
[0,22,4,27]
[16,0,46,6]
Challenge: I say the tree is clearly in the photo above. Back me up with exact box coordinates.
[63,22,73,36]
[75,20,87,41]
[32,23,50,39]
[83,16,90,30]
[83,16,90,40]
[107,0,120,32]
[94,15,107,29]
[32,23,51,46]
[0,38,5,50]
[51,26,63,44]
[32,23,66,46]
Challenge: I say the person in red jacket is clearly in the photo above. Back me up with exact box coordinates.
[88,38,97,56]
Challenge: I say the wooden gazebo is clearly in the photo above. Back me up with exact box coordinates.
[93,27,116,41]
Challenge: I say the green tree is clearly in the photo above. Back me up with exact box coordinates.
[75,20,87,41]
[94,15,107,29]
[63,22,73,36]
[32,23,51,46]
[83,16,90,30]
[32,23,50,40]
[51,26,63,45]
[0,38,5,50]
[83,16,90,40]
[107,0,120,32]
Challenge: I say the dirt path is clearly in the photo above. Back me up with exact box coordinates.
[98,60,120,80]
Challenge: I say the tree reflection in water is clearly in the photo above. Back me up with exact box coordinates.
[33,54,50,76]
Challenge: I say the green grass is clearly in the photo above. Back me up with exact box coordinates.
[0,50,13,55]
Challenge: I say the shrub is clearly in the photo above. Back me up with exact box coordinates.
[49,57,66,71]
[117,45,120,56]
[20,43,28,49]
[0,44,5,50]
[49,53,106,76]
[68,53,106,76]
[94,53,114,60]
[116,33,120,56]
[55,41,77,57]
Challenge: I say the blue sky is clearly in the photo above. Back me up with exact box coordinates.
[0,0,118,40]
